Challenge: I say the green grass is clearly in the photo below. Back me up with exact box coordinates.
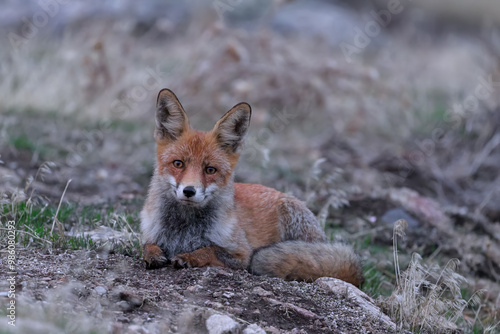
[9,134,36,151]
[0,199,141,255]
[362,264,393,297]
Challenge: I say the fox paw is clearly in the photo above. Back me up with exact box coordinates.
[171,253,198,269]
[145,254,169,270]
[143,244,169,270]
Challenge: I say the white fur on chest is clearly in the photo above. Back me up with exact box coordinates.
[206,215,239,251]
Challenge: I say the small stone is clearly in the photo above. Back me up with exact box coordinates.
[122,292,143,308]
[186,284,203,292]
[264,326,280,334]
[205,301,224,309]
[252,287,272,297]
[243,324,266,334]
[226,306,243,315]
[116,316,129,323]
[215,269,233,277]
[94,286,107,295]
[381,208,420,228]
[117,300,131,311]
[128,324,149,333]
[222,291,234,298]
[206,314,240,334]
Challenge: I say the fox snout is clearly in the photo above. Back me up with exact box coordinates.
[174,182,210,205]
[182,186,196,198]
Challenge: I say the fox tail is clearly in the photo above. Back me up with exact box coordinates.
[249,241,364,288]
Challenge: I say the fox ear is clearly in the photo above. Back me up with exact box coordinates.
[213,102,251,153]
[155,89,189,142]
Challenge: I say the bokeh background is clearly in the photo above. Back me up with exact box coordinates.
[1,0,500,330]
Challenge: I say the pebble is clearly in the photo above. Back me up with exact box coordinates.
[206,314,240,334]
[243,324,266,334]
[94,286,107,295]
[252,286,272,297]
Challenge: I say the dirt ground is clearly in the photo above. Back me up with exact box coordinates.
[0,248,395,334]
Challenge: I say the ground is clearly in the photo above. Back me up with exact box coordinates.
[1,248,393,334]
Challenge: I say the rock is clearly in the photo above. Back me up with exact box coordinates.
[119,292,143,308]
[387,187,452,230]
[252,286,273,297]
[315,277,396,331]
[186,284,203,293]
[206,314,241,334]
[117,300,132,312]
[266,298,317,319]
[113,290,143,312]
[178,307,216,334]
[222,291,234,299]
[243,323,266,334]
[381,208,420,228]
[94,286,107,295]
[264,326,281,334]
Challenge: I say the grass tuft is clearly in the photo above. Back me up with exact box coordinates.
[381,220,495,333]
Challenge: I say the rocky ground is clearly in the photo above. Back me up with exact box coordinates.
[0,248,396,334]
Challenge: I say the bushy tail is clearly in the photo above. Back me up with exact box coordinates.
[249,241,364,288]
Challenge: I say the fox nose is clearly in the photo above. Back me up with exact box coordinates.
[183,186,196,198]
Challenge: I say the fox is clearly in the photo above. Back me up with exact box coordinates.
[140,89,364,287]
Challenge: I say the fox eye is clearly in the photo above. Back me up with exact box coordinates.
[205,166,217,175]
[173,160,184,168]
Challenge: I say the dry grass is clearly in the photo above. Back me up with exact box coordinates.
[381,220,496,334]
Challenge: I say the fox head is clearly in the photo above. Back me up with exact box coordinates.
[153,89,251,207]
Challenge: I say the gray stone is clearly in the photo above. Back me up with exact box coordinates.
[381,208,420,228]
[206,314,240,334]
[243,324,266,334]
[94,286,107,295]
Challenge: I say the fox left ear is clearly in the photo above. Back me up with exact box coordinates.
[212,102,251,153]
[155,89,190,143]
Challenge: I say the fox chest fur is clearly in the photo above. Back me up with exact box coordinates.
[142,170,237,259]
[155,195,214,258]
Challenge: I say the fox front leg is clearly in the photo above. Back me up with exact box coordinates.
[172,245,251,270]
[171,246,226,268]
[143,243,170,269]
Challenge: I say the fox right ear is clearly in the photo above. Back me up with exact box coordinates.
[212,102,251,154]
[155,89,189,142]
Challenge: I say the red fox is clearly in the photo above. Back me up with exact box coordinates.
[140,89,364,287]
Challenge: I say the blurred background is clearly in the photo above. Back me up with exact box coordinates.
[1,0,500,323]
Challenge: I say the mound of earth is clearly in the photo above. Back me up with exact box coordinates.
[0,248,396,333]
